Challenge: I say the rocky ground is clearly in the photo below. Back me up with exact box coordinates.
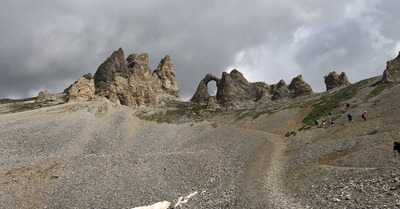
[0,76,400,208]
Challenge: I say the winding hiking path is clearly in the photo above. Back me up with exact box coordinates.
[207,112,303,208]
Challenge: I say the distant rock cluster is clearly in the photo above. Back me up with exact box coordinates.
[65,48,180,107]
[190,70,313,109]
[37,48,399,109]
[36,90,52,102]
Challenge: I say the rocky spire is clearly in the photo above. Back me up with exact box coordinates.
[382,52,400,83]
[289,75,313,97]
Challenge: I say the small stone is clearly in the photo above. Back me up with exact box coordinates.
[390,182,400,190]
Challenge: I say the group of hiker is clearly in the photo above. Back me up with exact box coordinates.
[347,111,367,123]
[314,103,367,128]
[312,103,400,160]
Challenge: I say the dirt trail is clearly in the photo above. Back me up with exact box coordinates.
[207,112,303,208]
[234,107,312,208]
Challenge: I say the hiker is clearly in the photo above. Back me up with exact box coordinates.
[315,120,319,127]
[330,118,335,127]
[394,142,400,157]
[362,111,367,122]
[348,113,353,123]
[322,119,326,127]
[346,103,350,109]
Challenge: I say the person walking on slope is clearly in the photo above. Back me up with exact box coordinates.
[362,111,367,122]
[330,118,335,127]
[348,113,353,123]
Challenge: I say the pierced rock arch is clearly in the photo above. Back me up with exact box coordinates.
[190,74,221,104]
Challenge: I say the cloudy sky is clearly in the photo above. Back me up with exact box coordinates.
[1,0,400,100]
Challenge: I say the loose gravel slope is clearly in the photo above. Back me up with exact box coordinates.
[0,98,294,208]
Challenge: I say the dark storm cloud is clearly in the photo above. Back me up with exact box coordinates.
[1,0,400,99]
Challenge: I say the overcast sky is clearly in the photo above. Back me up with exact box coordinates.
[1,0,400,100]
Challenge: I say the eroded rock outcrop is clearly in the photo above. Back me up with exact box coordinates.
[216,70,271,105]
[190,74,220,104]
[36,90,52,102]
[191,70,313,108]
[85,48,180,107]
[271,80,290,100]
[382,52,400,83]
[289,75,313,96]
[324,71,350,90]
[66,73,95,102]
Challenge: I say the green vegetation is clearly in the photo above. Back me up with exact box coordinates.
[285,131,296,137]
[4,99,64,114]
[136,101,206,124]
[363,82,397,102]
[303,79,370,125]
[233,104,282,122]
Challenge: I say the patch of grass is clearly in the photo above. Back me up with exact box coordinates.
[136,101,207,124]
[5,99,65,114]
[233,104,281,122]
[303,79,369,125]
[298,125,312,131]
[285,131,296,137]
[363,82,397,102]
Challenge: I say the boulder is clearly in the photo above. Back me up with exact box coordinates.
[382,52,400,83]
[206,96,219,111]
[66,73,95,102]
[36,90,52,102]
[324,71,350,90]
[92,48,180,108]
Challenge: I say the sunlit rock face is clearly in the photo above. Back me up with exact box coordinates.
[92,48,180,107]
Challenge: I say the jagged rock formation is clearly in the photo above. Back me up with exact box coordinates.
[289,75,313,97]
[216,70,270,106]
[66,73,95,102]
[68,48,179,107]
[382,52,400,83]
[271,80,290,101]
[191,70,313,108]
[36,90,52,102]
[190,74,221,104]
[271,75,312,100]
[324,71,350,90]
